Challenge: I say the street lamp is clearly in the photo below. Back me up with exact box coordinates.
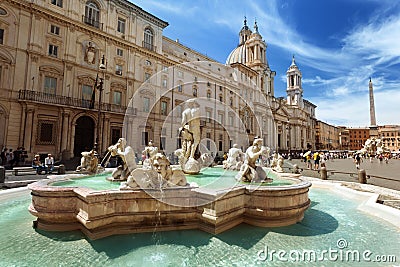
[287,119,291,153]
[94,55,106,155]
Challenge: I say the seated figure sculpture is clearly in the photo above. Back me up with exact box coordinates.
[107,138,137,181]
[223,144,244,170]
[236,137,272,183]
[120,153,187,190]
[76,149,98,174]
[270,152,284,173]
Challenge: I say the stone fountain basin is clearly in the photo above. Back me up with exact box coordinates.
[28,172,311,240]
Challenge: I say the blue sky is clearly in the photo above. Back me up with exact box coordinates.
[131,0,399,127]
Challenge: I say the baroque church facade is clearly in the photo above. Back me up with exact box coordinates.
[0,0,316,160]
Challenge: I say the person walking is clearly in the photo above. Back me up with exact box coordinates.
[313,151,320,170]
[0,148,7,166]
[354,153,362,169]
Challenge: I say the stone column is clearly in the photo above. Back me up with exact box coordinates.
[102,115,110,153]
[24,107,34,153]
[60,111,70,159]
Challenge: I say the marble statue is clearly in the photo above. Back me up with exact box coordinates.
[120,153,188,190]
[76,149,98,174]
[176,99,202,174]
[360,137,390,156]
[270,152,284,173]
[236,137,272,183]
[107,138,137,181]
[223,144,244,170]
[142,140,158,170]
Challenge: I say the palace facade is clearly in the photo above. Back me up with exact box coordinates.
[0,0,317,160]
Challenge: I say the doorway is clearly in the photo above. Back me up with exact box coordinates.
[74,116,94,157]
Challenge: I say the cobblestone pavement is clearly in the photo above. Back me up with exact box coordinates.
[287,158,400,191]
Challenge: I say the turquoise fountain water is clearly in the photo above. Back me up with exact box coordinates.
[50,167,294,190]
[0,185,399,266]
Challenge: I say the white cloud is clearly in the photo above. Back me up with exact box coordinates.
[312,88,400,126]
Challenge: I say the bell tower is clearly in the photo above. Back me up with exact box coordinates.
[286,55,303,107]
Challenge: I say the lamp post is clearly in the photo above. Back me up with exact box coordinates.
[94,55,106,155]
[287,119,291,153]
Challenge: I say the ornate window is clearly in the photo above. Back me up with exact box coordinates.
[48,44,58,57]
[113,91,122,105]
[218,113,224,124]
[44,76,57,95]
[229,116,234,126]
[51,0,63,8]
[37,120,56,145]
[206,110,211,122]
[50,25,60,35]
[117,18,125,34]
[116,48,123,56]
[84,1,100,28]
[143,28,154,51]
[81,84,93,108]
[143,97,150,112]
[161,101,167,115]
[175,105,182,118]
[115,64,122,75]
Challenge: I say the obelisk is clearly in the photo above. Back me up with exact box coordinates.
[369,78,378,137]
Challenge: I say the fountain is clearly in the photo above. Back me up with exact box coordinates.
[3,179,399,266]
[28,135,311,239]
[359,137,390,156]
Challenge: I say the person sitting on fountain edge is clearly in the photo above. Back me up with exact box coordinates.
[45,153,55,174]
[32,154,45,175]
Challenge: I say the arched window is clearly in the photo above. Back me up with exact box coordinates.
[85,1,100,28]
[144,28,154,51]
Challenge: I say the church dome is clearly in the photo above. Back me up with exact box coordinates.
[226,43,247,65]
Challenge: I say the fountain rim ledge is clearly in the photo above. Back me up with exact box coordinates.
[27,170,313,239]
[1,174,396,239]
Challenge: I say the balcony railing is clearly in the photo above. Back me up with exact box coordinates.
[82,15,103,30]
[18,90,136,115]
